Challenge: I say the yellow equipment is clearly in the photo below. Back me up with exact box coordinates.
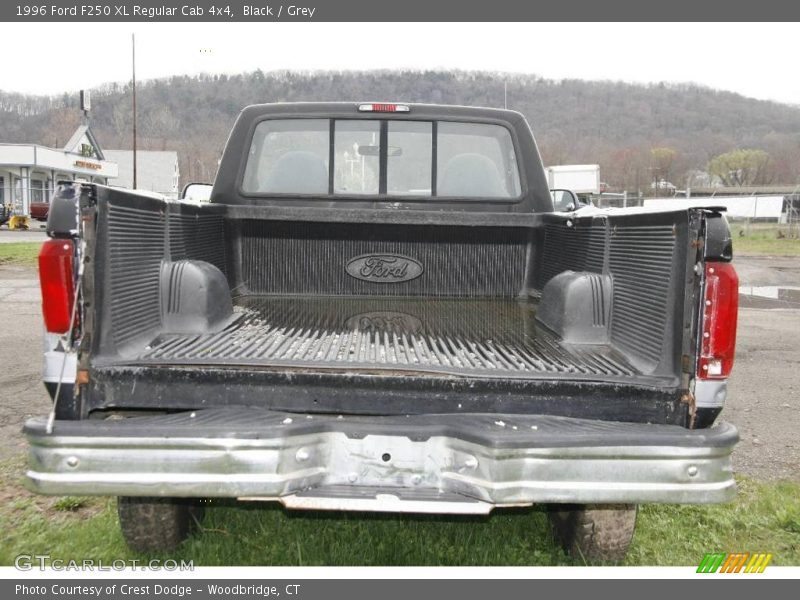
[7,215,30,230]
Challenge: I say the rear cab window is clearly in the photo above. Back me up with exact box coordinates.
[241,118,521,199]
[242,119,330,194]
[437,122,521,198]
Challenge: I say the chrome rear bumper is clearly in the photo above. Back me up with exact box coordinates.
[24,410,738,510]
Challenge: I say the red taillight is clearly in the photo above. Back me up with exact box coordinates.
[358,103,410,113]
[698,261,739,379]
[38,239,75,334]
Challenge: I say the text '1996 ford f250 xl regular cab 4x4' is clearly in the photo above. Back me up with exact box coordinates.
[26,102,739,562]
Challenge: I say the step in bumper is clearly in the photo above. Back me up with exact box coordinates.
[24,410,738,508]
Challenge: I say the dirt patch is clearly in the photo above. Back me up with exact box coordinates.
[0,455,105,520]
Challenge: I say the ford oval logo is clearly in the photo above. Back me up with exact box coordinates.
[345,311,423,335]
[346,254,423,283]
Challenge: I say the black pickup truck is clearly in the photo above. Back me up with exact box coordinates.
[27,102,739,562]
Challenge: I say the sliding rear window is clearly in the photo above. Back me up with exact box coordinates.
[242,119,521,199]
[387,121,433,196]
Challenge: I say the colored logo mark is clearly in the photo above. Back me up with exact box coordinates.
[697,552,772,573]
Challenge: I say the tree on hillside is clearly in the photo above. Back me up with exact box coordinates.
[43,108,81,148]
[650,146,677,186]
[707,149,772,186]
[606,146,650,193]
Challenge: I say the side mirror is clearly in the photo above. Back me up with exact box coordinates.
[181,183,213,203]
[550,189,581,212]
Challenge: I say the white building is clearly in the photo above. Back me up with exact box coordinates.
[0,125,118,216]
[105,150,181,199]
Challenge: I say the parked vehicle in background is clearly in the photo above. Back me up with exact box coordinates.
[545,164,601,195]
[26,102,740,563]
[29,201,49,221]
[651,179,678,193]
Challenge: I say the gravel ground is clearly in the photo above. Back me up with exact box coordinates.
[0,228,47,243]
[734,255,800,287]
[0,265,50,460]
[727,255,800,479]
[0,257,797,480]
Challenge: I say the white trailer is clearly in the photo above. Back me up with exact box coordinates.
[643,196,785,220]
[546,164,601,194]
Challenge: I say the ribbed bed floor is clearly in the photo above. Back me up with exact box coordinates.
[137,297,637,378]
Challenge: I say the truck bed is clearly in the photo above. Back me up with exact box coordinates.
[136,296,637,380]
[73,186,699,420]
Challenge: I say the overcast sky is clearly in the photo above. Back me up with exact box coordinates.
[1,22,798,105]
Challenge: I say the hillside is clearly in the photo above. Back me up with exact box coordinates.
[2,70,799,190]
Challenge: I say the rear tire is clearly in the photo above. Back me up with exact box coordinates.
[117,497,205,552]
[548,504,637,563]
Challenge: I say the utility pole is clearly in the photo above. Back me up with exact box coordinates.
[132,33,138,190]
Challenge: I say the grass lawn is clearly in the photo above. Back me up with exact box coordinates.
[0,242,41,267]
[1,456,797,566]
[731,223,800,256]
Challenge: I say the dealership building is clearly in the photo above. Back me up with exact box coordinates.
[1,124,184,217]
[0,125,118,217]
